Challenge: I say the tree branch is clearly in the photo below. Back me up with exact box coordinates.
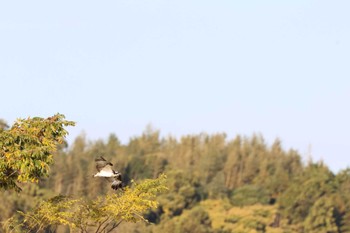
[95,217,110,233]
[106,220,123,233]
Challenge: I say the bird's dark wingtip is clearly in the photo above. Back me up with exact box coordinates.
[95,156,106,162]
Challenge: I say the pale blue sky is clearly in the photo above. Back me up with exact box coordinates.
[1,1,349,172]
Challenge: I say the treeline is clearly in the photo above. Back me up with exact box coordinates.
[1,127,350,232]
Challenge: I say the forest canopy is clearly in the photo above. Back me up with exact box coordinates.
[1,116,350,232]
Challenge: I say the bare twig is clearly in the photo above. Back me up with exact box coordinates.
[106,220,123,233]
[95,217,110,233]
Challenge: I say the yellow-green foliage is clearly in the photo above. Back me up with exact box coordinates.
[1,118,349,232]
[24,195,79,230]
[4,174,167,233]
[200,199,285,233]
[0,114,75,192]
[103,174,168,223]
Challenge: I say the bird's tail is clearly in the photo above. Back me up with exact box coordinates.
[111,180,123,191]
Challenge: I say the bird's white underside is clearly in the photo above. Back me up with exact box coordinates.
[94,170,117,177]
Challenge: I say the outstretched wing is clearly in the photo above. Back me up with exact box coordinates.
[96,165,115,177]
[95,156,113,172]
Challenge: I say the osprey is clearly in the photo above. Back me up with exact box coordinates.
[94,156,123,190]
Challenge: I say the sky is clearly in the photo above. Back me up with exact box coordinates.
[1,0,349,172]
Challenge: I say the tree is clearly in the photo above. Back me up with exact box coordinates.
[334,169,350,232]
[157,170,202,218]
[304,196,339,233]
[4,174,168,233]
[177,206,213,233]
[230,185,270,207]
[0,114,75,192]
[278,163,336,225]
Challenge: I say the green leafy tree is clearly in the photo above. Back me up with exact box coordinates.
[230,185,270,207]
[304,196,339,233]
[158,170,203,217]
[0,114,75,192]
[278,163,336,225]
[334,169,350,232]
[177,206,213,233]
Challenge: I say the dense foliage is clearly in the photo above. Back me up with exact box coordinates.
[4,175,167,233]
[1,121,350,232]
[0,114,75,192]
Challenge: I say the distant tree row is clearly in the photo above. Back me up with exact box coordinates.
[1,121,350,232]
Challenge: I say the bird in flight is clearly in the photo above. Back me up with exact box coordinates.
[93,156,123,190]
